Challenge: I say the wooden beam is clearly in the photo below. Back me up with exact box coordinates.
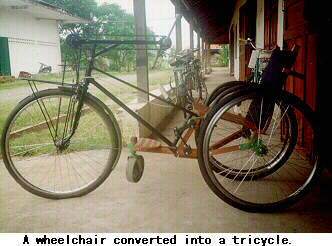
[221,112,258,130]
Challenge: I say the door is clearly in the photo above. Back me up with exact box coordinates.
[0,37,11,76]
[283,0,318,151]
[283,0,317,110]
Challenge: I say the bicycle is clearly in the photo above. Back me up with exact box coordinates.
[169,48,207,118]
[239,38,273,83]
[185,49,208,103]
[205,39,277,108]
[0,25,320,212]
[169,51,188,118]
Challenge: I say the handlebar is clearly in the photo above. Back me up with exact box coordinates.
[66,33,169,49]
[175,48,200,59]
[238,38,248,43]
[239,38,256,50]
[239,37,277,53]
[65,15,182,69]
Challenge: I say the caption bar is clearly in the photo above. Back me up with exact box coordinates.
[1,233,330,246]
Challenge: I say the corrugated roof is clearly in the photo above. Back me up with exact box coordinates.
[171,0,237,44]
[0,0,90,23]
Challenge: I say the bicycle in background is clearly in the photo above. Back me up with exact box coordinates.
[186,50,208,103]
[169,48,208,118]
[239,38,273,83]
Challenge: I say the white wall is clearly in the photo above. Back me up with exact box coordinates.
[0,6,61,77]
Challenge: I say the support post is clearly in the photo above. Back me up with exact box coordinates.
[175,0,182,53]
[206,40,211,73]
[134,0,149,102]
[201,37,206,77]
[197,30,201,60]
[189,15,194,50]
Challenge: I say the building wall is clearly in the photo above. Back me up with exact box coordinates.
[0,5,61,77]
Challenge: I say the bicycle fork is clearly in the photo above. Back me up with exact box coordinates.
[57,78,90,148]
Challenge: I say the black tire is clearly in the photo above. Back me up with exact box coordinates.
[179,96,187,118]
[1,89,122,199]
[187,71,208,103]
[186,72,196,102]
[196,71,208,103]
[205,81,247,106]
[197,88,321,212]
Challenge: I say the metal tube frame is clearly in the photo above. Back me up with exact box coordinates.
[23,37,198,150]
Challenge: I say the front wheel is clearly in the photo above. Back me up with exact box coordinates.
[1,89,122,199]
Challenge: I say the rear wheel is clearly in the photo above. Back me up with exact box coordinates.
[187,71,208,103]
[198,89,321,212]
[1,89,122,199]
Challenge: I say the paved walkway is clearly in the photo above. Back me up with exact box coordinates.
[1,68,332,233]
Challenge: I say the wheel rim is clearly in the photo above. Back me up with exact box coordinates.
[4,92,118,197]
[202,92,318,209]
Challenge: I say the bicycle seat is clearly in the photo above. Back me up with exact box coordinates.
[260,45,299,89]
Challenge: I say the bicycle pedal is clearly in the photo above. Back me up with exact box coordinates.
[135,138,161,151]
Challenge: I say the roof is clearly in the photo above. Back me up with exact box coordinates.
[0,0,90,24]
[171,0,237,44]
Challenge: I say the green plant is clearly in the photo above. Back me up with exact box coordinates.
[213,45,229,67]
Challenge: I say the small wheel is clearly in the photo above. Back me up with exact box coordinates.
[126,155,144,183]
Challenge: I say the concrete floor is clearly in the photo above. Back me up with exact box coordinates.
[1,68,332,233]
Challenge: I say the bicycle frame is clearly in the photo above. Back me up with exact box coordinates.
[24,37,200,156]
[23,35,279,160]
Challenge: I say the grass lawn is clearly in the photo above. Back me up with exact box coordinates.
[0,68,174,154]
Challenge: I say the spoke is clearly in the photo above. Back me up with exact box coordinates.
[10,143,54,157]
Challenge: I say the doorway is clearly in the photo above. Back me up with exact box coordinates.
[0,37,11,76]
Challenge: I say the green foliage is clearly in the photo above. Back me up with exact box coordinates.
[43,0,97,34]
[213,44,229,67]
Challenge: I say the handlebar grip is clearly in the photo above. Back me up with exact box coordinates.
[238,38,247,43]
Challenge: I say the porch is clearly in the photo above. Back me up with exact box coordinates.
[1,67,332,233]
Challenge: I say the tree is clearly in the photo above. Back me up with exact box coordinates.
[44,0,157,72]
[43,0,97,34]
